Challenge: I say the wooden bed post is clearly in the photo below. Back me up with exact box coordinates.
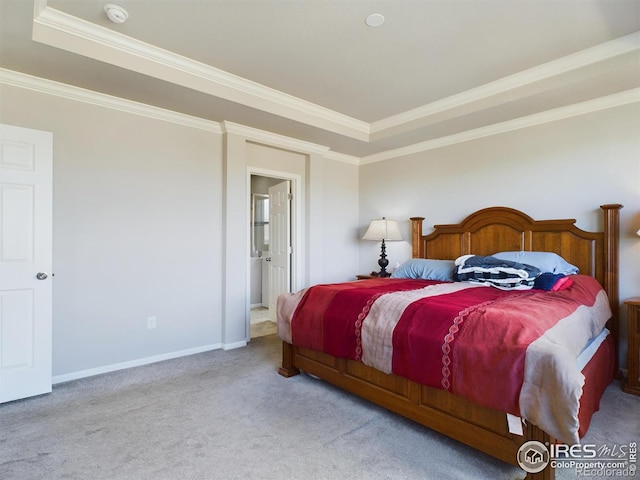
[278,341,300,378]
[410,217,425,258]
[601,203,622,374]
[524,423,555,480]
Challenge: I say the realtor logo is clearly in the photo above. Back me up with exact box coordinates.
[517,441,550,473]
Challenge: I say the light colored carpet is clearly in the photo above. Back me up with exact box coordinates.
[251,320,277,338]
[250,307,276,338]
[250,307,271,324]
[0,335,638,480]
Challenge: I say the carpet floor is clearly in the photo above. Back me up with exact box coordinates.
[0,334,638,480]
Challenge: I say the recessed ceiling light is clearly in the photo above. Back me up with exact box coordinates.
[104,4,129,24]
[365,13,385,28]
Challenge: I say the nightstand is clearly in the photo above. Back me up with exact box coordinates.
[356,274,378,280]
[623,297,640,396]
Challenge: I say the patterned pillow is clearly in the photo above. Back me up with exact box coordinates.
[453,254,541,290]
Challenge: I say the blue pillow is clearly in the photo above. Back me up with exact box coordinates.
[391,259,455,281]
[491,251,579,275]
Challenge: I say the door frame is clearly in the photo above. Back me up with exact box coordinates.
[246,167,302,342]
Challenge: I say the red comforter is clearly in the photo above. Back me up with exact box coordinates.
[277,275,612,444]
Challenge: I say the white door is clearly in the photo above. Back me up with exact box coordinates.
[268,181,291,318]
[0,124,53,403]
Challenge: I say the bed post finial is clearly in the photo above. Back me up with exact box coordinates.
[600,203,622,374]
[410,217,425,258]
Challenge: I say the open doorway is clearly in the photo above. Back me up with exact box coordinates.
[249,174,293,339]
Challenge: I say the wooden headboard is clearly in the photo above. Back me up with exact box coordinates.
[410,204,623,370]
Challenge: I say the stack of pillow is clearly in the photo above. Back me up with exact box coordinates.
[453,254,541,290]
[391,251,578,291]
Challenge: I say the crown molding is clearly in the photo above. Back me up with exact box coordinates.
[369,31,640,141]
[3,68,636,167]
[0,68,360,163]
[32,3,370,142]
[360,88,640,165]
[323,150,360,165]
[0,68,222,133]
[223,121,330,155]
[222,121,361,164]
[225,121,360,164]
[221,122,360,164]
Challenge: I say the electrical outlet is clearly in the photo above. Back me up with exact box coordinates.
[147,316,157,329]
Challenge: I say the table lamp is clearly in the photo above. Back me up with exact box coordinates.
[363,217,402,277]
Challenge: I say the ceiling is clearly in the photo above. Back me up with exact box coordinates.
[1,0,639,160]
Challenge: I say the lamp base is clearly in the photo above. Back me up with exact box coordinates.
[376,239,390,277]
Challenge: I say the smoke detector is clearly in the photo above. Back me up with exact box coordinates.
[104,4,128,24]
[365,13,385,27]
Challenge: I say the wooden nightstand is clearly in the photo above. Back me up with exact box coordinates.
[623,298,640,396]
[356,274,378,280]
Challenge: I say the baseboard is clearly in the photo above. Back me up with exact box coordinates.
[222,340,247,350]
[52,343,222,384]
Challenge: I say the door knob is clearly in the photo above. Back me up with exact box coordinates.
[265,257,271,262]
[36,272,48,280]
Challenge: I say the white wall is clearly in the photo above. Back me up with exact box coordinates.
[319,158,361,282]
[2,84,361,377]
[359,103,640,366]
[1,85,224,377]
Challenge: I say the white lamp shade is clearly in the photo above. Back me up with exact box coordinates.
[637,228,640,236]
[363,218,402,241]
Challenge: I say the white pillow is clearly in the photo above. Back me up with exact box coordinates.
[491,251,579,275]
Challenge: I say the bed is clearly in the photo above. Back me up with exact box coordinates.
[277,205,622,480]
